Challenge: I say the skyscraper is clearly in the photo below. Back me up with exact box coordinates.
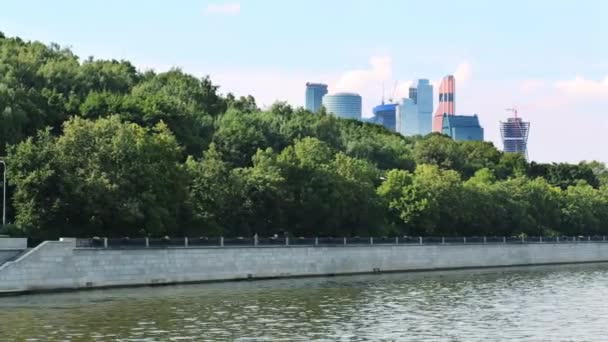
[441,114,484,141]
[322,92,362,120]
[396,79,433,136]
[305,82,328,113]
[432,75,456,132]
[372,103,398,131]
[500,111,530,159]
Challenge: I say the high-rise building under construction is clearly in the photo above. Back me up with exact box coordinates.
[500,109,530,159]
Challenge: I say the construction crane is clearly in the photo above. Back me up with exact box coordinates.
[388,81,398,103]
[506,107,518,118]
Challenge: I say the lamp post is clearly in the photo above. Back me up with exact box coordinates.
[0,160,5,227]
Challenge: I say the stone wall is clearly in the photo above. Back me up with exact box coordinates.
[0,238,27,265]
[2,241,608,294]
[0,238,27,249]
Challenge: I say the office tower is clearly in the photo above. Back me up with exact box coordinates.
[441,114,484,141]
[396,79,433,136]
[372,103,398,131]
[500,110,530,159]
[432,75,456,132]
[322,92,362,120]
[305,82,328,113]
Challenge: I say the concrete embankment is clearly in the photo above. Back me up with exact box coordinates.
[2,238,608,295]
[0,238,27,265]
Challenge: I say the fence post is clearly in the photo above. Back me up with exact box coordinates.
[370,237,374,245]
[184,237,189,247]
[220,236,224,247]
[103,237,108,248]
[503,236,506,244]
[145,237,149,247]
[521,235,525,243]
[442,237,445,244]
[395,236,399,245]
[463,237,467,244]
[344,237,347,245]
[539,236,543,243]
[418,236,422,245]
[588,236,591,242]
[254,235,258,246]
[286,237,289,246]
[315,237,319,246]
[556,236,559,243]
[483,236,487,244]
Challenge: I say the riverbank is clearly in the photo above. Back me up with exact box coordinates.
[3,238,608,295]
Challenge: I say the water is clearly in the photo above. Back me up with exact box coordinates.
[2,264,608,341]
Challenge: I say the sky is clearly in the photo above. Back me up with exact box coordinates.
[1,0,607,163]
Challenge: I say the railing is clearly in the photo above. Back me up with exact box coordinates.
[74,235,608,249]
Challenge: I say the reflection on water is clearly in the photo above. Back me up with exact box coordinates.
[2,264,608,341]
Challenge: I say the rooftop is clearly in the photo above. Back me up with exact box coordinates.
[306,82,328,87]
[443,114,481,127]
[325,92,361,97]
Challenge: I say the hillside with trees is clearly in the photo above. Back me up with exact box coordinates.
[1,32,608,239]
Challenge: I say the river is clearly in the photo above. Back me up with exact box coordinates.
[1,264,608,341]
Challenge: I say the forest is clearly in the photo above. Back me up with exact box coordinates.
[1,32,608,239]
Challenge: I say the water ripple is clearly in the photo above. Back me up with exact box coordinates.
[1,264,608,341]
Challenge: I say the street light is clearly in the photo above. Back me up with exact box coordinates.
[0,160,5,227]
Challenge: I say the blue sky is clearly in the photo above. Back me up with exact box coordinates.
[1,0,607,162]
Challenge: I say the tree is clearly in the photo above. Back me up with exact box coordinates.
[528,162,599,189]
[459,141,502,178]
[413,134,464,172]
[8,116,188,238]
[378,164,464,236]
[560,182,608,236]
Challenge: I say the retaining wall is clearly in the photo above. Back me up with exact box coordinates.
[2,241,608,294]
[0,238,27,249]
[0,238,27,265]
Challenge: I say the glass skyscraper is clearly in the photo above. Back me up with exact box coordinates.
[396,79,433,136]
[305,82,328,113]
[322,92,362,120]
[433,75,456,132]
[372,103,398,131]
[441,114,484,141]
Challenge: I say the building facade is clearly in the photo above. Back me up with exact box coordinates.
[322,92,362,120]
[432,75,456,132]
[500,117,530,158]
[372,103,398,131]
[396,79,433,136]
[305,83,328,113]
[441,114,484,141]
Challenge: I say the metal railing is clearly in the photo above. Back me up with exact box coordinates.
[74,235,608,249]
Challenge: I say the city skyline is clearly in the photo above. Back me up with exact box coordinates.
[1,0,607,162]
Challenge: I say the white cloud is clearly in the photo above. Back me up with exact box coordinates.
[204,3,241,15]
[453,62,472,84]
[520,79,546,92]
[554,75,608,97]
[394,80,413,99]
[333,56,392,93]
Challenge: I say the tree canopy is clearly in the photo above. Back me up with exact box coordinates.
[2,33,608,238]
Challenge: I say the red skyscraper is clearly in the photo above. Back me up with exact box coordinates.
[432,75,456,132]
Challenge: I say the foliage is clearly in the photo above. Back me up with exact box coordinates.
[2,33,608,238]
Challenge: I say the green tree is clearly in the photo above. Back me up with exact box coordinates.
[8,116,188,238]
[413,133,464,172]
